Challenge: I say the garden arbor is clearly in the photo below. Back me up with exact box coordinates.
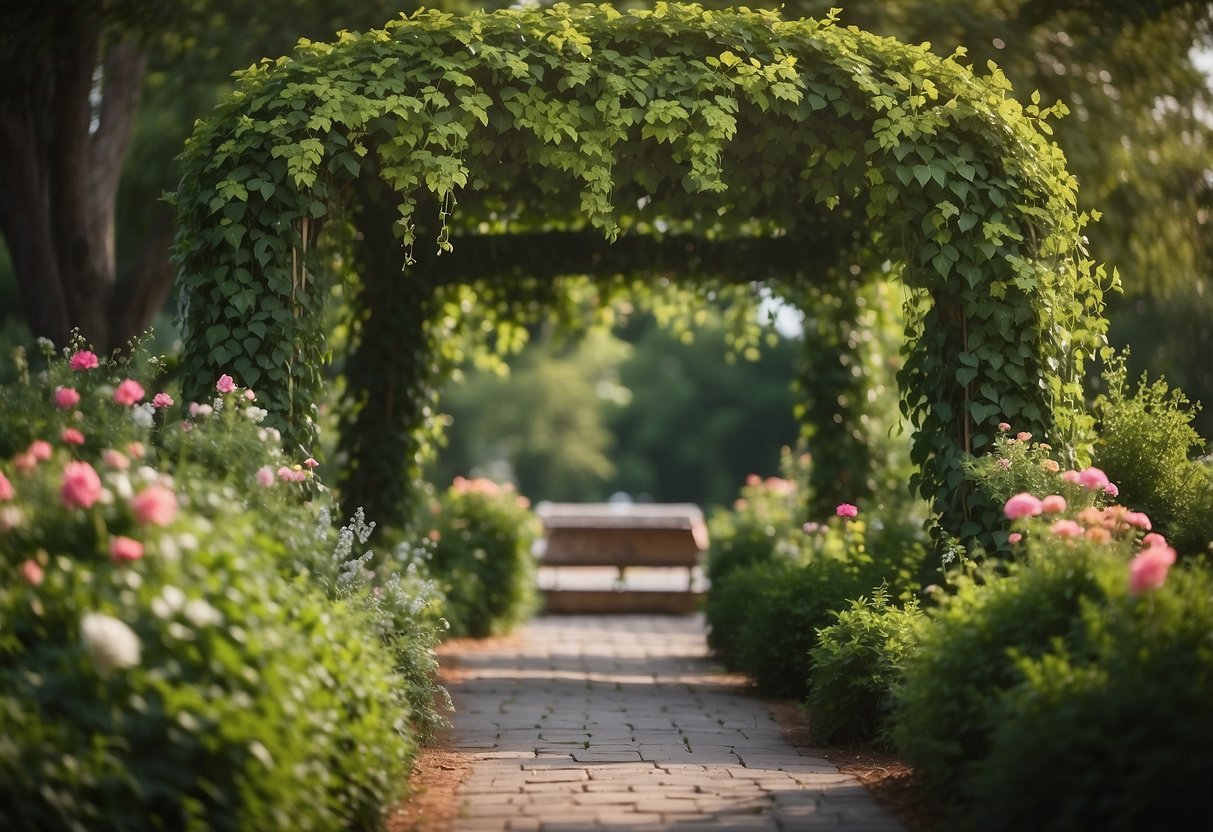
[175,3,1111,546]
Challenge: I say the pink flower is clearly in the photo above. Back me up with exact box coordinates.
[215,374,236,394]
[1007,532,1023,544]
[129,485,178,526]
[109,535,144,564]
[0,471,14,501]
[60,428,85,446]
[303,457,319,469]
[1040,459,1060,474]
[244,389,256,402]
[997,422,1011,432]
[54,387,80,409]
[1004,493,1043,520]
[745,474,761,487]
[69,350,99,371]
[1040,495,1068,514]
[1129,544,1177,594]
[803,521,822,534]
[1077,467,1110,491]
[12,453,37,473]
[127,442,145,459]
[60,461,102,509]
[1142,533,1169,548]
[255,466,275,488]
[1060,470,1082,485]
[101,449,130,470]
[113,379,145,406]
[1125,511,1152,531]
[1104,483,1119,498]
[835,503,858,518]
[20,559,43,586]
[997,458,1012,469]
[1050,519,1083,539]
[277,466,306,483]
[29,440,52,461]
[1016,432,1032,442]
[152,392,174,409]
[1085,526,1112,544]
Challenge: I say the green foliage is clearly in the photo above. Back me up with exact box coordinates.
[964,564,1213,832]
[418,477,540,638]
[175,2,1110,549]
[1093,359,1213,556]
[0,341,429,829]
[806,586,923,747]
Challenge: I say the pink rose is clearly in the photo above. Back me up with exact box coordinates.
[127,442,145,459]
[244,389,256,401]
[29,440,52,461]
[152,392,174,409]
[109,535,144,563]
[303,457,319,469]
[1129,544,1177,594]
[12,453,37,473]
[54,387,81,409]
[1007,532,1023,544]
[1040,495,1068,514]
[129,485,178,526]
[60,461,102,509]
[215,374,236,394]
[1049,519,1083,539]
[1077,467,1110,491]
[1016,432,1032,442]
[745,474,762,487]
[69,350,99,371]
[255,466,275,488]
[1060,470,1082,485]
[1103,483,1119,498]
[113,379,145,406]
[997,422,1011,432]
[1125,511,1152,531]
[1004,493,1043,520]
[101,449,130,470]
[60,428,85,446]
[0,471,14,501]
[835,503,858,518]
[1142,533,1169,548]
[20,559,43,586]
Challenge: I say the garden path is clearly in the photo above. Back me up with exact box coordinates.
[444,614,905,831]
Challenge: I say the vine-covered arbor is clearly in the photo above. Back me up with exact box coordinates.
[174,3,1111,546]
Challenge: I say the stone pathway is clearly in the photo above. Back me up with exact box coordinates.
[445,615,905,831]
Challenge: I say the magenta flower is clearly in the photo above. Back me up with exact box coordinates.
[60,428,85,446]
[1004,493,1043,520]
[1129,544,1177,594]
[835,503,858,518]
[54,387,81,409]
[129,485,178,527]
[113,379,145,406]
[109,535,145,564]
[0,471,14,501]
[1040,494,1068,514]
[1077,466,1111,491]
[215,374,237,394]
[60,461,102,509]
[69,350,99,371]
[152,392,174,409]
[29,440,52,461]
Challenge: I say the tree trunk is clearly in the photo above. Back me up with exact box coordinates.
[0,6,147,352]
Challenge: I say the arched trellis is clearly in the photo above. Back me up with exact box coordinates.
[174,2,1111,549]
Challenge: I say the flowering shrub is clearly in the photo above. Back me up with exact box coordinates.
[0,338,443,828]
[419,476,540,638]
[705,468,804,587]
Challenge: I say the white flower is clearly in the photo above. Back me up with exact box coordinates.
[152,585,186,619]
[130,403,155,428]
[80,613,141,674]
[183,598,223,628]
[258,427,282,445]
[244,406,268,424]
[110,472,134,500]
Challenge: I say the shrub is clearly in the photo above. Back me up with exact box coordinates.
[964,562,1213,831]
[420,476,539,638]
[807,586,923,747]
[705,470,803,587]
[1093,361,1213,556]
[0,338,437,829]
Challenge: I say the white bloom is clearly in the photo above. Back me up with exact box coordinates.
[130,403,155,428]
[152,585,186,619]
[183,598,222,628]
[0,506,25,531]
[258,427,282,445]
[193,404,214,418]
[244,406,268,424]
[110,472,134,500]
[80,613,141,674]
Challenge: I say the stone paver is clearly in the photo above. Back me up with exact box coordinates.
[447,615,904,831]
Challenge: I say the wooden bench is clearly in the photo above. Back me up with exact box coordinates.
[536,503,709,614]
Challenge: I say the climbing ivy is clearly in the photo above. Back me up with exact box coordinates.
[174,2,1113,546]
